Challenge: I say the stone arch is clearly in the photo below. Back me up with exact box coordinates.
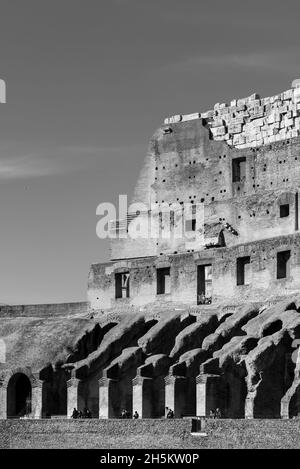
[249,334,295,418]
[0,367,44,419]
[7,372,32,418]
[3,367,40,419]
[222,366,247,418]
[2,367,39,389]
[262,320,283,337]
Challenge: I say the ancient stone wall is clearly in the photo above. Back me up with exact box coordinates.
[89,233,300,310]
[0,302,88,318]
[164,82,300,149]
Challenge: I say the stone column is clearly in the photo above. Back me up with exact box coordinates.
[99,377,118,419]
[280,397,290,420]
[31,379,44,419]
[67,377,85,418]
[245,394,255,419]
[165,375,187,418]
[196,373,221,417]
[0,384,7,419]
[132,376,152,418]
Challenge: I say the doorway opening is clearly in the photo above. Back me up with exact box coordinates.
[197,264,212,304]
[7,373,32,418]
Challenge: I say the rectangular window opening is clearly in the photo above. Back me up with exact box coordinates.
[237,256,251,285]
[157,267,171,295]
[280,204,289,218]
[185,219,196,232]
[185,204,196,232]
[232,157,246,183]
[277,250,291,279]
[197,264,212,304]
[115,272,130,298]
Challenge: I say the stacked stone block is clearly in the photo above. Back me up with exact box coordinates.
[164,82,300,149]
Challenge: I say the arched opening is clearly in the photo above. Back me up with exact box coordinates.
[223,367,247,418]
[262,320,283,337]
[218,230,225,247]
[7,373,32,418]
[218,313,233,325]
[253,335,295,418]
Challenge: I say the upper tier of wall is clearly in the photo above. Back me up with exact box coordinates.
[164,82,300,149]
[0,302,88,318]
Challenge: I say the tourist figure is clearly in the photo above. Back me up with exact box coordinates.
[133,410,139,419]
[78,409,83,418]
[71,408,79,419]
[215,408,221,419]
[83,407,92,418]
[209,409,215,419]
[167,408,174,419]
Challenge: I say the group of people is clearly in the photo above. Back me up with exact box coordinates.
[209,408,222,419]
[122,407,175,418]
[120,409,139,419]
[71,406,220,419]
[71,407,92,419]
[165,407,174,418]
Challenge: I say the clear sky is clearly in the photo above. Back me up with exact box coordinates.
[0,0,300,305]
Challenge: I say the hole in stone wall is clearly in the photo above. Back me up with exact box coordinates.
[218,313,233,325]
[101,322,118,336]
[143,319,158,334]
[232,157,246,182]
[277,250,291,279]
[262,320,283,337]
[115,272,130,298]
[237,256,251,285]
[280,204,290,218]
[157,267,171,295]
[240,337,259,354]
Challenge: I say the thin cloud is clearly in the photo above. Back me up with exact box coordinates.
[0,143,144,180]
[159,47,300,76]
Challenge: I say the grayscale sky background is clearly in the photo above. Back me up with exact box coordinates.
[0,0,300,305]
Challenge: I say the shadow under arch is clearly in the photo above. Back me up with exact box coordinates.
[7,372,32,418]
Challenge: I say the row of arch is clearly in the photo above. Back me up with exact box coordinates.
[1,368,300,419]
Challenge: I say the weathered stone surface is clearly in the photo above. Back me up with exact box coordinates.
[4,82,300,425]
[163,82,300,149]
[137,313,195,355]
[170,313,218,359]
